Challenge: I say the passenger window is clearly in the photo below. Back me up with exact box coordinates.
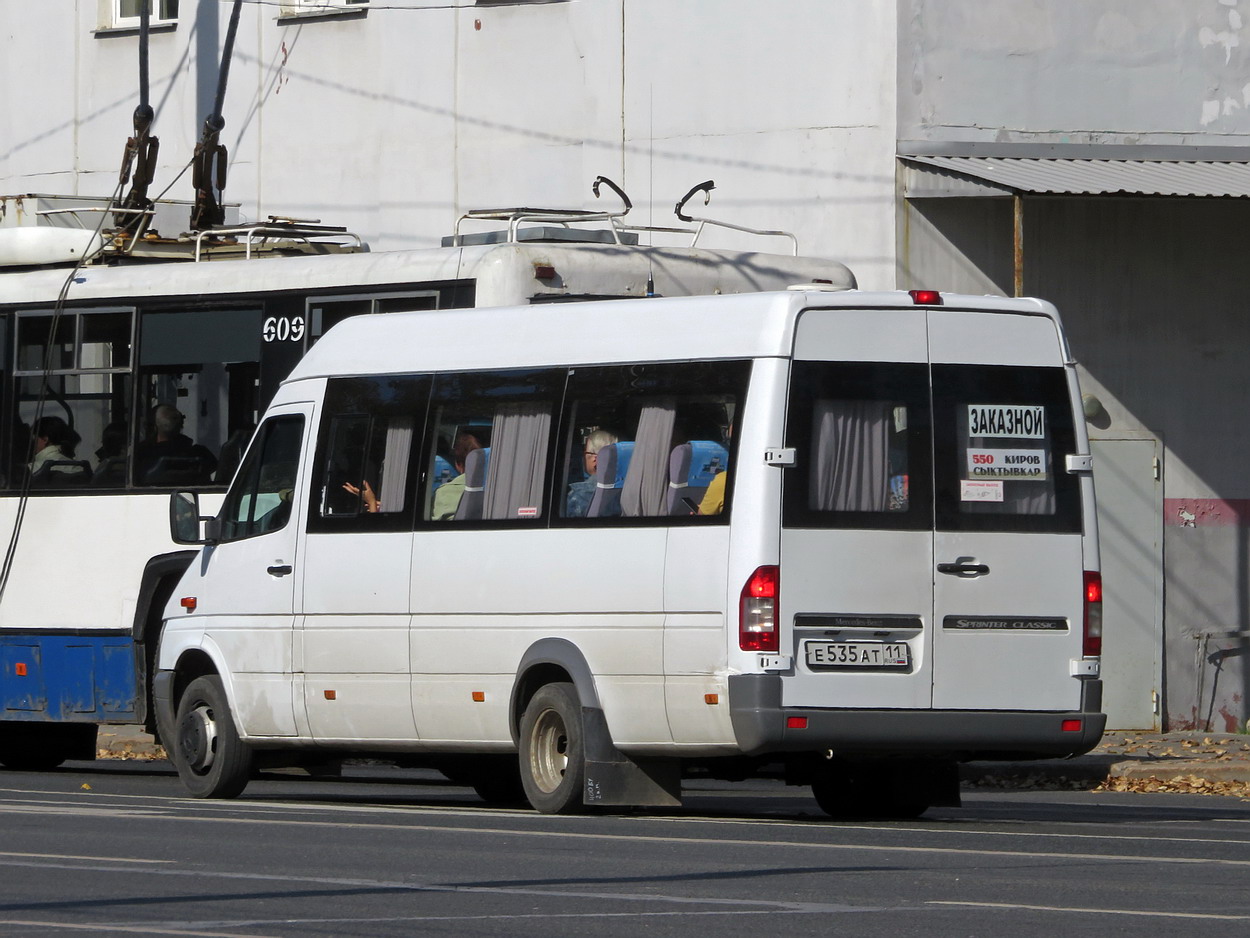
[219,415,305,541]
[136,308,262,488]
[932,364,1081,534]
[558,361,748,522]
[12,309,133,491]
[422,369,563,523]
[784,362,931,530]
[310,375,428,532]
[306,292,441,350]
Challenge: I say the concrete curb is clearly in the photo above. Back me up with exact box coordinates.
[961,756,1250,788]
[96,728,164,761]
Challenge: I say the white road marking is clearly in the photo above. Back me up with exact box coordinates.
[0,851,168,864]
[0,921,274,937]
[930,901,1250,921]
[46,813,1250,868]
[1,797,1249,868]
[0,859,881,914]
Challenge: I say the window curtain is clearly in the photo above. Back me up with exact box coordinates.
[483,402,551,520]
[809,399,892,512]
[377,417,413,513]
[620,399,676,517]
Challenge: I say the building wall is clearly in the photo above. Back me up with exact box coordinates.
[0,0,901,287]
[900,0,1250,146]
[900,192,1250,732]
[897,0,1250,731]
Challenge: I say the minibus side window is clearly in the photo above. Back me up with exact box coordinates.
[218,416,305,541]
[783,362,932,531]
[309,375,428,533]
[932,364,1082,534]
[421,369,564,524]
[557,361,748,522]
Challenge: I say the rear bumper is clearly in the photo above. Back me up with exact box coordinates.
[729,673,1105,759]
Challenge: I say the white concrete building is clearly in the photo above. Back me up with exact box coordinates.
[3,0,1249,731]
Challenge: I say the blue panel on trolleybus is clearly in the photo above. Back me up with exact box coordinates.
[0,634,137,722]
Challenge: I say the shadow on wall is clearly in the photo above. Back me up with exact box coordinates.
[901,194,1250,733]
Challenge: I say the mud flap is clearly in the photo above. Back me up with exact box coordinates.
[581,707,682,808]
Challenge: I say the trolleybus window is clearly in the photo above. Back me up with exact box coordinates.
[306,290,449,350]
[137,308,262,488]
[12,307,134,490]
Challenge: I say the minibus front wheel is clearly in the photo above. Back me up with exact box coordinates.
[171,675,253,798]
[519,682,586,814]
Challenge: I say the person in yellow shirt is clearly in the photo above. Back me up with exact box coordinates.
[697,468,726,515]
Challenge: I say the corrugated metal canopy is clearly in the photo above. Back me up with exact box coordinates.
[902,155,1250,198]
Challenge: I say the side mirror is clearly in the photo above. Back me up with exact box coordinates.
[170,491,219,545]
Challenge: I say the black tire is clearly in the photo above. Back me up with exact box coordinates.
[470,756,528,806]
[518,682,586,814]
[0,722,95,771]
[440,754,528,805]
[811,761,932,820]
[171,675,253,798]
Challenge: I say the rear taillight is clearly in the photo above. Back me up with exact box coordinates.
[1083,570,1102,657]
[740,565,779,652]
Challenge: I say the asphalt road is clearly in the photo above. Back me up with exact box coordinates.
[1,760,1249,937]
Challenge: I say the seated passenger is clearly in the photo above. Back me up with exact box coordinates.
[28,416,86,482]
[432,431,482,520]
[566,429,618,517]
[136,404,218,485]
[698,470,726,515]
[342,478,380,513]
[696,422,733,515]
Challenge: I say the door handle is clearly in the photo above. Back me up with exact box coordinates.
[937,561,990,577]
[267,564,293,577]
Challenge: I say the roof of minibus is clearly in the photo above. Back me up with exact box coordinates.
[285,290,1062,383]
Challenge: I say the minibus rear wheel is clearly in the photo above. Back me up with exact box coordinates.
[519,682,586,814]
[172,675,253,798]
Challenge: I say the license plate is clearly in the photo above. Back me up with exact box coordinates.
[805,641,911,668]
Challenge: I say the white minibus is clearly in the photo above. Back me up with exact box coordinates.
[155,287,1105,818]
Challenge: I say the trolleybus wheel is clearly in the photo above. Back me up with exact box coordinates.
[171,675,253,799]
[519,683,586,814]
[0,723,95,771]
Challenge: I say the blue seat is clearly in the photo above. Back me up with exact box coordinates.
[587,442,634,518]
[431,455,455,492]
[666,440,729,514]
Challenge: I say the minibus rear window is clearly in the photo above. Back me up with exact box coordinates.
[932,364,1082,534]
[784,362,932,531]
